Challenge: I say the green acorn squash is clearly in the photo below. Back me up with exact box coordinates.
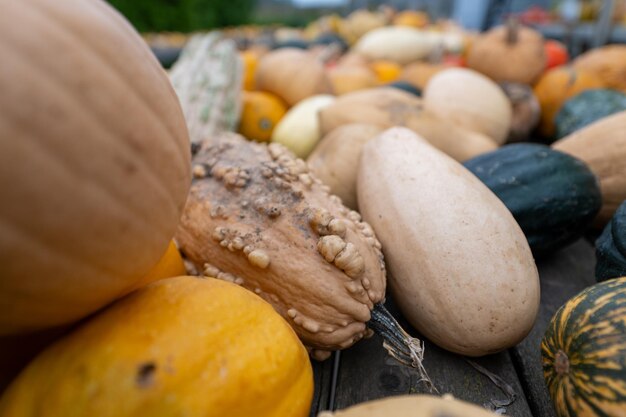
[542,277,626,417]
[596,201,626,282]
[556,89,626,139]
[464,144,601,254]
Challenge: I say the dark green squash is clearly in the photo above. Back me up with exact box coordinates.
[542,277,626,417]
[596,201,626,282]
[312,32,349,53]
[384,81,421,96]
[555,89,626,139]
[464,144,601,254]
[273,39,310,50]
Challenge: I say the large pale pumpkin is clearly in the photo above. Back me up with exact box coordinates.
[0,0,192,335]
[0,276,314,417]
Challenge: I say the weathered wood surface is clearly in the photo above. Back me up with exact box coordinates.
[309,239,597,417]
[511,239,596,417]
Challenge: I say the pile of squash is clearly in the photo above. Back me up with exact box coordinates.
[2,1,626,417]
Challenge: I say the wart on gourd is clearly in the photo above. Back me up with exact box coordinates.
[177,132,433,389]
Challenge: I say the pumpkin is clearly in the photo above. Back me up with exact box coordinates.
[177,133,430,373]
[400,61,450,91]
[533,66,605,139]
[338,9,387,45]
[542,277,626,417]
[0,0,191,335]
[553,111,626,226]
[354,27,433,65]
[596,201,626,282]
[255,48,333,106]
[574,44,626,93]
[271,94,335,159]
[467,18,546,85]
[464,144,601,254]
[240,49,259,91]
[544,39,569,69]
[555,89,626,139]
[238,91,287,143]
[319,88,423,136]
[170,32,242,145]
[329,65,378,95]
[392,10,430,28]
[318,395,497,417]
[500,82,541,142]
[307,124,384,210]
[370,60,402,84]
[0,276,314,417]
[423,68,512,145]
[358,128,540,356]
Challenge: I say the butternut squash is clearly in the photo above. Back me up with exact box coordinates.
[357,127,540,356]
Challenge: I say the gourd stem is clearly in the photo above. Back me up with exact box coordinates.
[369,303,438,393]
[506,16,520,44]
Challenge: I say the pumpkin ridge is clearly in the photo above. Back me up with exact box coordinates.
[23,0,190,172]
[0,40,181,225]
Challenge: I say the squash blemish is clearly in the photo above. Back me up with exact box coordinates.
[136,362,157,388]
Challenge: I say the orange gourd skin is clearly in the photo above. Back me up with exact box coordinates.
[573,44,626,93]
[370,60,402,84]
[238,91,287,142]
[240,50,259,91]
[133,240,187,288]
[0,0,191,335]
[533,67,604,138]
[0,276,314,417]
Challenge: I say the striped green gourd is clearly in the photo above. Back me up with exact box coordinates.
[169,32,242,145]
[542,277,626,417]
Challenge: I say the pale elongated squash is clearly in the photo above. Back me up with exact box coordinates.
[319,395,497,417]
[357,127,540,356]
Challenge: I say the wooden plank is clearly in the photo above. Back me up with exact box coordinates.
[332,297,533,416]
[310,353,336,417]
[511,239,596,417]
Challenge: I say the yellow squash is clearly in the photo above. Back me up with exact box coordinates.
[0,276,313,417]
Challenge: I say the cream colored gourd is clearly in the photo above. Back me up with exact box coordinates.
[255,48,333,106]
[0,0,191,335]
[307,124,384,210]
[318,395,497,417]
[354,27,433,65]
[357,128,540,356]
[319,88,423,136]
[423,68,512,145]
[177,133,428,369]
[553,110,626,227]
[406,114,498,161]
[271,95,335,159]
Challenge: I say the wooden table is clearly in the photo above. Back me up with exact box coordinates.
[308,239,597,416]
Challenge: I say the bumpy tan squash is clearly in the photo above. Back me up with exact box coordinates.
[307,124,384,210]
[0,276,313,417]
[176,133,429,371]
[255,48,333,106]
[358,128,539,356]
[553,110,626,227]
[0,0,191,335]
[319,395,496,417]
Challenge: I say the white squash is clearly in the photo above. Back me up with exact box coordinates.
[357,127,540,356]
[271,95,335,159]
[423,68,512,145]
[354,27,433,65]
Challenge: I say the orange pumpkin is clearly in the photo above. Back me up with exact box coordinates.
[240,50,259,91]
[392,10,429,28]
[238,91,288,142]
[370,60,402,83]
[534,67,605,138]
[329,65,378,95]
[573,44,626,93]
